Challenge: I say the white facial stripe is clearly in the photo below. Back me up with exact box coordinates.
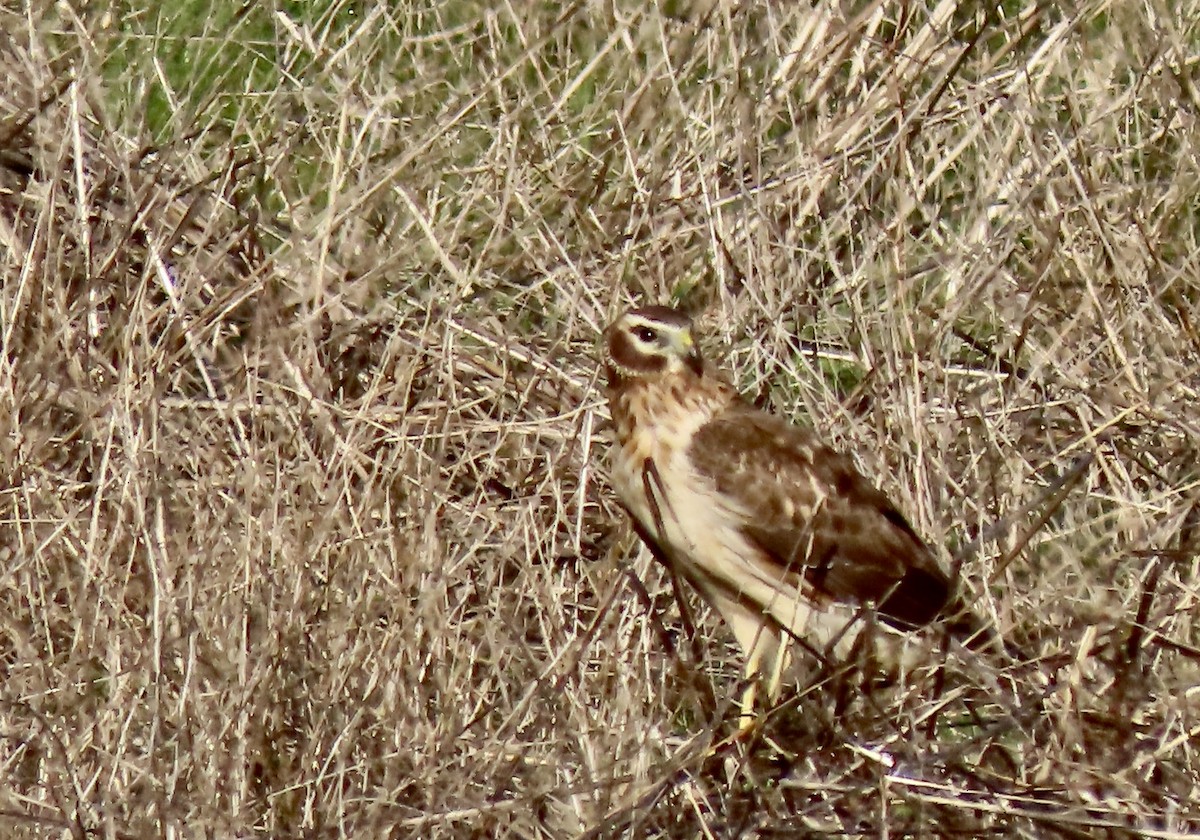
[624,315,687,355]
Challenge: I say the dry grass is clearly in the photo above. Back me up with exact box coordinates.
[2,1,1199,836]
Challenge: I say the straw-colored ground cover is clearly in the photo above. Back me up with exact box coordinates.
[2,1,1198,836]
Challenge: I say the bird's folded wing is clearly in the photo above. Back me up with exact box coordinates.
[687,404,949,628]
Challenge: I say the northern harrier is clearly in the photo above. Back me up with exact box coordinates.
[603,305,994,709]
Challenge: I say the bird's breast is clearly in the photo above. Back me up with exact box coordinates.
[608,385,758,586]
[608,383,718,509]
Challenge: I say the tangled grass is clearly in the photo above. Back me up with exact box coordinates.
[2,1,1199,836]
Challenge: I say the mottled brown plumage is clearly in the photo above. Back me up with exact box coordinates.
[602,306,991,703]
[688,406,950,629]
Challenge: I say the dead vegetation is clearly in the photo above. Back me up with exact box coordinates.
[1,1,1199,837]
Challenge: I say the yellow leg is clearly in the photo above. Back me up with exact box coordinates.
[736,626,792,733]
[710,596,794,739]
[737,644,765,733]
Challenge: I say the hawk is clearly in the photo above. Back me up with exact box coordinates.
[602,305,993,708]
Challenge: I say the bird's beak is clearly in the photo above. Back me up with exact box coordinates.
[675,329,703,374]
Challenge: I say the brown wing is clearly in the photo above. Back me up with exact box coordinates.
[688,403,950,629]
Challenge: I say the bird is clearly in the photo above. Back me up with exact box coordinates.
[601,305,997,715]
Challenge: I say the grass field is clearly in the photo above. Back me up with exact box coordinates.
[2,1,1199,836]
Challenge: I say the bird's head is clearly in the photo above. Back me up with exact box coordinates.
[603,306,704,384]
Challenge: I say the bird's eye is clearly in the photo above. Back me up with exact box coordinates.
[632,326,657,344]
